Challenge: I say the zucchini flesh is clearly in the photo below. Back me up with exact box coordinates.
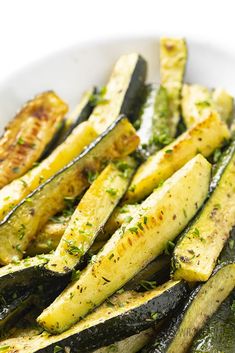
[89,53,147,134]
[141,263,235,353]
[137,84,172,157]
[125,111,230,203]
[37,154,211,333]
[181,84,212,127]
[160,38,187,136]
[212,88,234,123]
[173,140,235,282]
[57,88,96,144]
[94,329,154,353]
[1,280,188,352]
[189,290,235,353]
[0,121,98,221]
[0,116,139,265]
[0,91,68,189]
[47,158,136,273]
[26,216,70,255]
[181,84,234,127]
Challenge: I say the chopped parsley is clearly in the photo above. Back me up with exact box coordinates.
[71,269,81,282]
[89,86,109,107]
[229,239,234,250]
[17,136,25,145]
[231,300,235,312]
[129,226,138,234]
[165,149,173,154]
[18,224,26,240]
[151,312,159,320]
[106,188,117,196]
[64,240,84,256]
[53,346,63,353]
[140,280,157,291]
[87,170,98,184]
[164,240,175,255]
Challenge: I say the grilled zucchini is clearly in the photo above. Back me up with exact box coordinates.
[181,84,234,127]
[160,38,187,136]
[212,87,234,122]
[181,84,212,127]
[141,262,235,353]
[0,116,139,265]
[125,111,230,203]
[0,91,68,189]
[0,121,98,221]
[94,329,154,353]
[1,280,188,352]
[58,88,96,143]
[190,290,235,353]
[89,53,146,134]
[173,139,235,282]
[38,154,211,333]
[47,158,136,273]
[26,216,70,255]
[137,84,172,157]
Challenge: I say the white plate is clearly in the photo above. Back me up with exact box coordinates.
[0,36,235,133]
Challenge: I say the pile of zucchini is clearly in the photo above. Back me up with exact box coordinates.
[0,37,234,353]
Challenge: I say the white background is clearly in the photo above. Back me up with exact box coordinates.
[0,0,234,81]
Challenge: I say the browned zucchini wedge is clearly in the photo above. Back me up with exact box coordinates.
[0,116,139,265]
[0,121,97,221]
[0,91,68,188]
[125,111,230,203]
[38,154,211,333]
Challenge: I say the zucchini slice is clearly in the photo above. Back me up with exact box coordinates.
[57,88,96,143]
[190,290,235,353]
[125,111,230,203]
[181,84,234,127]
[47,158,136,273]
[89,53,147,134]
[38,154,211,333]
[173,140,235,282]
[0,116,139,265]
[181,84,212,127]
[1,280,188,352]
[141,263,235,353]
[160,38,187,136]
[0,91,68,189]
[137,84,172,157]
[26,216,70,256]
[212,88,234,123]
[0,121,98,221]
[94,329,154,353]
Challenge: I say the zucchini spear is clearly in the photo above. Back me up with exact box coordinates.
[125,111,230,203]
[141,232,235,353]
[38,154,211,333]
[0,91,68,189]
[173,139,235,282]
[0,116,139,265]
[47,157,136,273]
[160,38,187,136]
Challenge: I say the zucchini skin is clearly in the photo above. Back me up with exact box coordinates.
[47,158,136,273]
[173,139,235,282]
[89,54,147,134]
[137,84,172,158]
[0,116,139,265]
[189,290,235,353]
[0,281,188,352]
[57,88,97,144]
[94,329,154,353]
[0,91,68,188]
[125,111,230,203]
[141,264,235,353]
[141,234,235,353]
[37,154,211,333]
